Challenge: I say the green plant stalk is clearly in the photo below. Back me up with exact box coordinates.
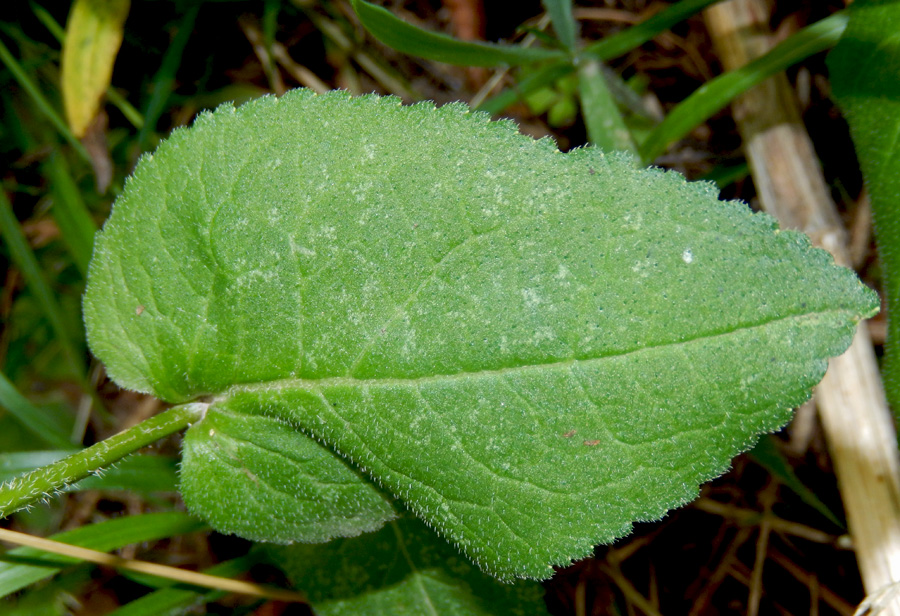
[0,403,205,519]
[578,57,636,153]
[0,36,89,162]
[104,87,144,129]
[639,11,848,163]
[0,189,85,379]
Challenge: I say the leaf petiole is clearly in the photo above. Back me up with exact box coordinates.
[0,403,206,518]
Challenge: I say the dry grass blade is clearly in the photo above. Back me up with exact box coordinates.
[703,1,900,613]
[0,527,306,603]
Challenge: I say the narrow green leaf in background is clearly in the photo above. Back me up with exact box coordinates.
[137,4,199,150]
[542,0,578,53]
[828,0,900,411]
[475,60,574,115]
[0,372,73,450]
[83,90,876,580]
[577,57,636,152]
[61,0,130,137]
[582,0,723,62]
[349,0,565,67]
[106,556,255,616]
[640,11,848,163]
[271,513,548,616]
[748,436,842,527]
[44,152,97,278]
[0,190,85,379]
[0,36,89,161]
[0,512,207,600]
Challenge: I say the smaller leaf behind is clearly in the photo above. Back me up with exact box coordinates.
[180,406,396,543]
[269,513,548,616]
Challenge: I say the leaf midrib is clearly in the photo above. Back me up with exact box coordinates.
[211,308,853,400]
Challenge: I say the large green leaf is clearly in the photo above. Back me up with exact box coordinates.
[270,513,548,616]
[828,0,900,408]
[83,89,877,580]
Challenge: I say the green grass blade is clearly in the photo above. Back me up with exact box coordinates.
[29,2,64,40]
[0,373,73,450]
[478,0,725,117]
[583,0,723,61]
[0,35,89,162]
[107,556,255,616]
[137,5,200,149]
[104,87,143,129]
[350,0,565,67]
[0,190,85,379]
[0,512,208,599]
[475,60,574,115]
[542,0,578,52]
[44,152,97,278]
[577,57,636,152]
[639,11,848,163]
[699,160,749,189]
[748,436,843,527]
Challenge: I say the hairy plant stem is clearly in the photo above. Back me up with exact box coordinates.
[0,403,206,518]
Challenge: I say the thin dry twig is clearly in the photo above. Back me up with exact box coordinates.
[689,526,755,615]
[748,482,777,615]
[238,15,287,95]
[599,561,665,616]
[239,15,330,94]
[692,498,843,546]
[768,548,857,616]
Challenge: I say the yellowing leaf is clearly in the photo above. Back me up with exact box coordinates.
[61,0,130,137]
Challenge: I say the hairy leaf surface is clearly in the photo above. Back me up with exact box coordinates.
[83,89,877,580]
[181,406,396,542]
